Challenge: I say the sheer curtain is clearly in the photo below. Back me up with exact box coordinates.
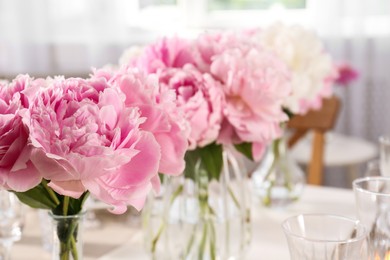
[308,0,390,143]
[0,0,143,77]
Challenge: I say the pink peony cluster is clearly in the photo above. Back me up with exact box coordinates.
[0,71,188,214]
[124,25,338,159]
[127,31,292,160]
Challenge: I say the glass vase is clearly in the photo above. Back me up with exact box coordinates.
[50,211,85,260]
[252,137,305,208]
[0,190,24,260]
[143,146,251,260]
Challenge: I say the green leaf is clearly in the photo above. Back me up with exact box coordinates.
[184,143,223,181]
[67,193,89,215]
[184,150,201,180]
[234,142,253,161]
[13,185,59,210]
[198,143,223,181]
[282,107,294,119]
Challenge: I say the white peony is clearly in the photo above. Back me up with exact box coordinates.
[253,22,337,115]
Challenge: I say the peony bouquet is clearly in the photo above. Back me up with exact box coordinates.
[0,70,188,259]
[122,32,292,259]
[122,23,338,209]
[125,33,291,180]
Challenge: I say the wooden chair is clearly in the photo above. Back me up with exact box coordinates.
[287,96,341,185]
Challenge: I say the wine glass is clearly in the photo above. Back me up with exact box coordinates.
[0,190,24,260]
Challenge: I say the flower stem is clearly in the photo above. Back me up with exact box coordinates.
[57,215,80,260]
[151,219,165,254]
[42,179,60,206]
[63,196,70,216]
[184,225,197,258]
[228,186,240,209]
[262,139,281,206]
[70,236,78,260]
[196,168,216,260]
[198,222,208,260]
[150,183,184,255]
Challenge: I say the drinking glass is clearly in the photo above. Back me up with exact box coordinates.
[379,135,390,176]
[353,176,390,259]
[282,214,369,260]
[0,190,25,260]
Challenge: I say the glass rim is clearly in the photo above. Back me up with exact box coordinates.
[281,213,368,243]
[353,176,390,197]
[49,210,86,220]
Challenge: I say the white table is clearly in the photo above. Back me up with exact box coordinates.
[99,185,356,260]
[12,185,356,259]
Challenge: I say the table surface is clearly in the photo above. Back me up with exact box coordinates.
[12,185,356,260]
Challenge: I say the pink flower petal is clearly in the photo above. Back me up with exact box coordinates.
[30,149,78,181]
[48,180,85,198]
[6,161,42,192]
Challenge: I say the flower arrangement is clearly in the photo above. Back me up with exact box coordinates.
[120,23,338,221]
[120,29,293,259]
[0,70,188,259]
[0,20,339,259]
[122,23,338,177]
[125,32,291,181]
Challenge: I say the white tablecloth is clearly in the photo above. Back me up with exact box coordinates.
[12,185,356,259]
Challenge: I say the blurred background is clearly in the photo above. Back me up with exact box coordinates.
[0,0,389,187]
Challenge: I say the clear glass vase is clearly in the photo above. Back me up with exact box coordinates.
[50,211,85,260]
[143,146,251,260]
[252,137,305,208]
[0,190,24,260]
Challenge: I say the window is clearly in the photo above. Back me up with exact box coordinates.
[129,0,310,33]
[139,0,177,9]
[208,0,306,10]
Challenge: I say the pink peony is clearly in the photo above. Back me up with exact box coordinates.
[130,36,196,73]
[24,76,164,213]
[92,67,189,176]
[0,75,41,192]
[210,47,291,160]
[156,65,224,149]
[193,31,253,73]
